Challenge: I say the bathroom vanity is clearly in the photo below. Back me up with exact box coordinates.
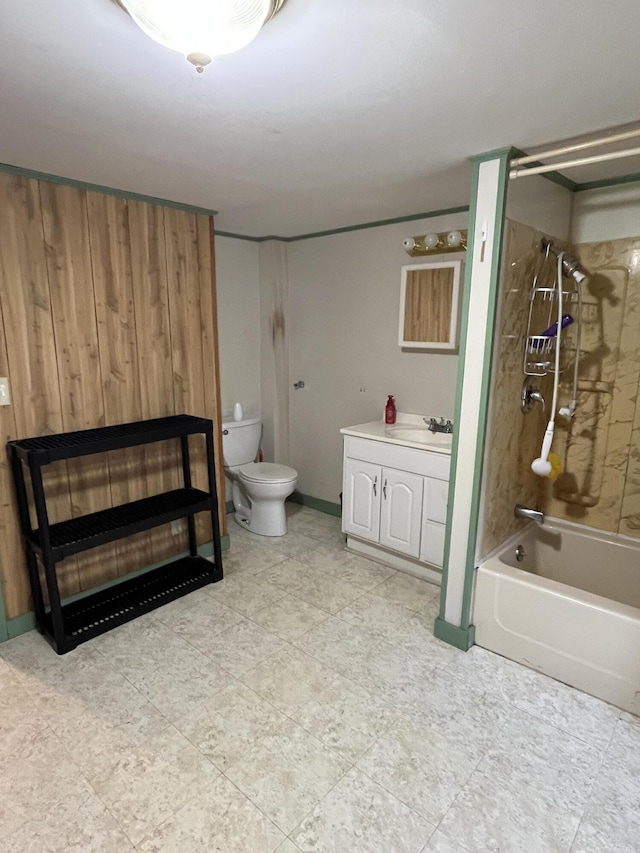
[340,415,451,584]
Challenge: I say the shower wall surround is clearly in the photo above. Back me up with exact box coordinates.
[541,235,640,538]
[479,220,553,559]
[481,222,640,558]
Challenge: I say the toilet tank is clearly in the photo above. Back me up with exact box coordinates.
[221,417,262,467]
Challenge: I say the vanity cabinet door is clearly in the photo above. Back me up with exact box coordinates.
[379,468,424,558]
[343,458,381,543]
[420,521,446,566]
[420,477,448,566]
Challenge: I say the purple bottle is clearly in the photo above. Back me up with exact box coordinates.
[541,314,574,338]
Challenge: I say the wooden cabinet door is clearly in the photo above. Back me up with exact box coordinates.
[343,458,381,543]
[379,468,423,558]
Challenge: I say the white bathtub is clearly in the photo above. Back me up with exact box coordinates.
[473,518,640,715]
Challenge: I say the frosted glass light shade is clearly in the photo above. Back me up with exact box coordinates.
[121,0,276,68]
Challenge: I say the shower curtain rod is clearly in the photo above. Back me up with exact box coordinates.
[511,127,640,168]
[509,145,640,179]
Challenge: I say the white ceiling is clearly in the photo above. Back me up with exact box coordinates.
[2,0,640,237]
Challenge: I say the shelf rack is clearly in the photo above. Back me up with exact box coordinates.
[8,414,223,654]
[523,283,579,377]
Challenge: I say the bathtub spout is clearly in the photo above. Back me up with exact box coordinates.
[514,504,545,524]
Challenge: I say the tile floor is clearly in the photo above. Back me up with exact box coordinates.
[1,505,638,852]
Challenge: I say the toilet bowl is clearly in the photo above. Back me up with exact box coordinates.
[222,417,298,537]
[235,462,297,536]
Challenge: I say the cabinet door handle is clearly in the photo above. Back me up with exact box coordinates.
[373,476,377,497]
[383,479,387,499]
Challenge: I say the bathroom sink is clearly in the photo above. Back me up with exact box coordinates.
[386,425,452,445]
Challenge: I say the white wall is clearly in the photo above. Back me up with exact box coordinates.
[571,183,640,243]
[215,235,261,421]
[506,174,573,240]
[286,212,468,505]
[215,235,261,505]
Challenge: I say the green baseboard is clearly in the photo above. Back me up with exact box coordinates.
[226,491,341,519]
[6,611,36,640]
[287,492,342,518]
[433,617,476,651]
[1,536,230,644]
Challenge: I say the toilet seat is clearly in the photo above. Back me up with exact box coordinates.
[239,462,297,485]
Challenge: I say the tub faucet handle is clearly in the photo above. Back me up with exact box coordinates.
[514,504,545,524]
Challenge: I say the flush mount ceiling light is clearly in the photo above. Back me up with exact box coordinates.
[117,0,287,72]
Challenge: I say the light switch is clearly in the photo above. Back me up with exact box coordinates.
[0,377,11,406]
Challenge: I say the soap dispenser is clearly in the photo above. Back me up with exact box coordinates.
[385,395,396,424]
[233,402,243,422]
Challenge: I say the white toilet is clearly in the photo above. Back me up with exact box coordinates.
[222,416,297,537]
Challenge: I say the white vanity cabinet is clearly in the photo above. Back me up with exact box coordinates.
[342,434,450,577]
[343,458,423,557]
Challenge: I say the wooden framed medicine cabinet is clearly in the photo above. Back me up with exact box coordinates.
[398,260,462,350]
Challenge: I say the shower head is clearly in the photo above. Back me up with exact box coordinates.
[560,253,588,286]
[540,239,588,285]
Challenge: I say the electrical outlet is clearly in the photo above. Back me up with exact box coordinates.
[359,386,366,393]
[171,520,184,536]
[0,377,11,406]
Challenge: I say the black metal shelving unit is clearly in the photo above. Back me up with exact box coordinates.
[8,414,223,654]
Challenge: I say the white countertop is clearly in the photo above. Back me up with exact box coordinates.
[340,413,453,455]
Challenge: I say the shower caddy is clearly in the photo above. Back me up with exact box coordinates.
[523,243,579,378]
[522,240,586,475]
[8,414,223,654]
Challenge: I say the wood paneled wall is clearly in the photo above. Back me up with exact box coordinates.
[0,173,226,620]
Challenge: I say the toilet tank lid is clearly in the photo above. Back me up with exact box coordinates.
[222,416,261,429]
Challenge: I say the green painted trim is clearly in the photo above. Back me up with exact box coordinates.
[535,168,578,193]
[460,152,510,630]
[433,617,476,651]
[439,171,482,625]
[6,611,36,641]
[0,538,229,644]
[509,147,577,192]
[573,171,640,192]
[0,581,8,643]
[216,230,263,243]
[0,161,219,217]
[439,149,511,636]
[214,206,470,244]
[1,160,469,242]
[287,492,342,518]
[283,206,469,242]
[468,146,519,164]
[508,146,640,194]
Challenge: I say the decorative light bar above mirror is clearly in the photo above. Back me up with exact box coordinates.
[402,229,468,257]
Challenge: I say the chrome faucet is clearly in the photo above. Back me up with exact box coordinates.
[424,417,454,434]
[514,504,544,524]
[521,379,545,414]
